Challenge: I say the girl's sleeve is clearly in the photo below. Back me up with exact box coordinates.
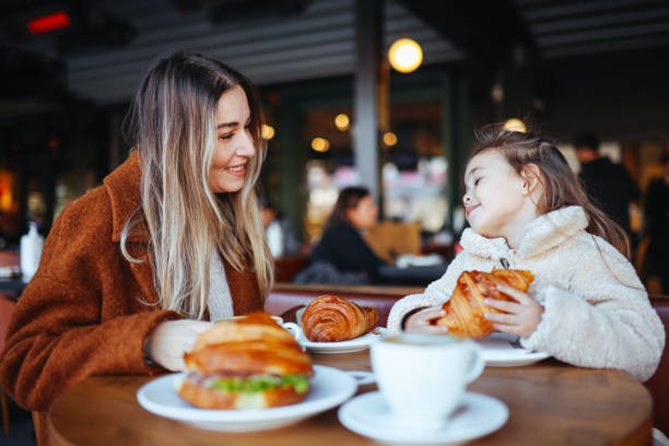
[386,253,467,332]
[0,204,180,412]
[522,245,665,382]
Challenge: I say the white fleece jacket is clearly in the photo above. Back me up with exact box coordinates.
[387,206,665,382]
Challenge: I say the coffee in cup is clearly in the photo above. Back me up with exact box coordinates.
[370,333,484,430]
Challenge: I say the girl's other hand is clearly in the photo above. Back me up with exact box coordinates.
[404,307,450,334]
[484,285,544,338]
[145,320,214,371]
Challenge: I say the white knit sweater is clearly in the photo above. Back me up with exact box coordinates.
[387,206,665,381]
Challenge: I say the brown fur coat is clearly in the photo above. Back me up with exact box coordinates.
[0,152,263,416]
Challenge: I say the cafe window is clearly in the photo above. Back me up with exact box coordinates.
[303,101,447,243]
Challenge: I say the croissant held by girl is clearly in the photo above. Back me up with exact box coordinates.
[430,268,534,338]
[387,124,665,382]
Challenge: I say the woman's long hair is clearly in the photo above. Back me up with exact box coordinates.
[121,51,273,319]
[471,124,630,258]
[327,186,370,228]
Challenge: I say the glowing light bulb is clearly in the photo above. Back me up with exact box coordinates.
[503,119,527,133]
[311,137,330,153]
[388,38,423,73]
[383,132,397,146]
[261,124,275,140]
[334,114,350,131]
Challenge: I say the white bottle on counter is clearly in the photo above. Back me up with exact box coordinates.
[20,221,44,278]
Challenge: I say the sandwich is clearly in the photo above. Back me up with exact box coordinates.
[177,312,314,409]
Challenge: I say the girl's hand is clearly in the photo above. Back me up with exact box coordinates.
[404,307,450,334]
[484,285,544,338]
[145,320,214,371]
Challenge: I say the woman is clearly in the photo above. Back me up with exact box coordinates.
[0,52,273,424]
[307,186,386,284]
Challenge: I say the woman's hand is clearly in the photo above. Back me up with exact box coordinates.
[145,320,214,371]
[404,307,450,334]
[484,285,544,338]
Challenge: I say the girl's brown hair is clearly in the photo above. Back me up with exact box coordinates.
[471,123,630,258]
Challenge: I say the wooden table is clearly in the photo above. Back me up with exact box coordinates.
[48,352,652,446]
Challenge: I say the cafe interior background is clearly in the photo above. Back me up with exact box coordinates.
[0,0,668,291]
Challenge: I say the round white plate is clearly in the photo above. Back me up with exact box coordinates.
[478,333,551,367]
[338,391,508,445]
[299,327,386,354]
[136,365,357,432]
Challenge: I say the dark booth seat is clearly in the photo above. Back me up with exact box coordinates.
[646,295,669,436]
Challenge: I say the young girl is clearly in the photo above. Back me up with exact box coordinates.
[387,125,664,382]
[0,51,273,425]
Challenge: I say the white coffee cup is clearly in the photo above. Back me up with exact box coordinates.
[281,322,303,342]
[370,333,485,430]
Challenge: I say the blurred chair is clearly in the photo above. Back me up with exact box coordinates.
[274,255,310,283]
[0,296,16,437]
[363,221,421,264]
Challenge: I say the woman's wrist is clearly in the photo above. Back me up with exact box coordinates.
[143,332,157,366]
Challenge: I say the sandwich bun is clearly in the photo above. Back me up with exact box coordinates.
[177,312,314,410]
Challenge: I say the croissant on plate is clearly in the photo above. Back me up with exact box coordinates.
[430,269,535,338]
[301,295,378,342]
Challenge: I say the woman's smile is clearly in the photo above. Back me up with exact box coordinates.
[225,163,246,176]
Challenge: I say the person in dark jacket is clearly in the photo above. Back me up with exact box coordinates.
[644,154,669,293]
[575,132,641,238]
[306,186,386,284]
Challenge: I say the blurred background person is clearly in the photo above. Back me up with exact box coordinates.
[259,195,301,257]
[644,154,669,294]
[575,132,641,244]
[295,186,387,285]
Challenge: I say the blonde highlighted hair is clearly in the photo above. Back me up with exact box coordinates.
[471,123,630,258]
[121,51,273,319]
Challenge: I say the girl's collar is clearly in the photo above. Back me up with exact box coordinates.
[460,206,588,259]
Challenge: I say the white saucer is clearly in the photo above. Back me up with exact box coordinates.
[479,332,551,367]
[338,391,508,445]
[299,328,386,354]
[137,365,357,432]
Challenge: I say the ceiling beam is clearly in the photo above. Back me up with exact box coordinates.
[398,0,538,64]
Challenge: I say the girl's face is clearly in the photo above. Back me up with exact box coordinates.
[209,85,256,194]
[347,195,378,230]
[463,150,528,239]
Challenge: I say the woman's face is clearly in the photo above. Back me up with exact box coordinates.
[347,195,378,230]
[209,85,256,194]
[462,150,527,239]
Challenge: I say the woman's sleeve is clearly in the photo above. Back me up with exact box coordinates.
[522,244,665,382]
[0,207,180,411]
[386,253,467,332]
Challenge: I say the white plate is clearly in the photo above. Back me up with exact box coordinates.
[294,307,386,354]
[299,327,386,354]
[136,365,357,432]
[338,391,508,445]
[478,332,551,367]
